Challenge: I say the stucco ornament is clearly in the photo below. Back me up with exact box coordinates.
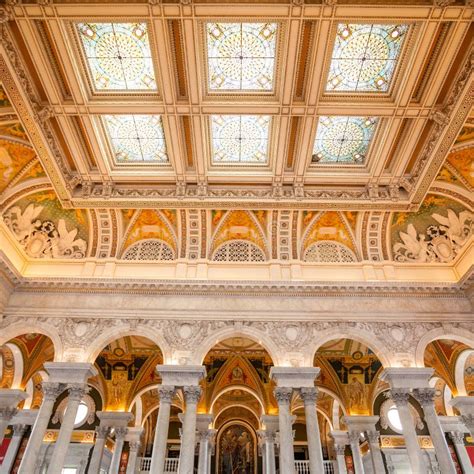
[393,209,473,263]
[3,204,87,259]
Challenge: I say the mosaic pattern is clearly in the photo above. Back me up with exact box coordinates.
[326,24,408,92]
[77,23,156,91]
[103,115,168,163]
[211,115,270,164]
[312,116,378,164]
[207,23,277,91]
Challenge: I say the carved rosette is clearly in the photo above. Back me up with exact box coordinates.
[183,386,202,404]
[274,387,293,405]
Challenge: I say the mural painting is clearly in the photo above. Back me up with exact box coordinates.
[218,423,256,474]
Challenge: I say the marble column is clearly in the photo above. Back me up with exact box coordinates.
[274,387,295,474]
[347,431,365,474]
[331,430,349,474]
[0,424,28,474]
[150,385,175,474]
[366,430,386,474]
[178,385,202,474]
[18,382,65,474]
[413,388,456,474]
[126,440,141,474]
[196,414,214,474]
[48,384,90,474]
[88,425,110,474]
[257,430,277,474]
[449,431,474,474]
[388,390,426,474]
[0,389,27,445]
[261,415,279,474]
[451,397,474,438]
[300,387,324,473]
[110,427,128,474]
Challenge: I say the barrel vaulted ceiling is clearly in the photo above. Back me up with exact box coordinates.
[0,0,472,283]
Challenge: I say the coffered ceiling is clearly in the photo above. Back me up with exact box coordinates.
[0,0,472,209]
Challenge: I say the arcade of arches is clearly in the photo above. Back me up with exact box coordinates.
[0,0,473,473]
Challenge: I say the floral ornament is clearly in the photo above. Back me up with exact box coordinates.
[393,209,473,263]
[3,204,87,259]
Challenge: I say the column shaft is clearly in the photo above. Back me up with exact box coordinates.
[335,446,348,474]
[390,390,426,474]
[88,426,109,474]
[109,428,127,474]
[265,437,276,474]
[0,424,27,474]
[450,431,474,474]
[178,386,201,474]
[300,387,324,473]
[48,384,88,474]
[18,382,65,474]
[414,389,456,474]
[366,430,385,474]
[197,434,209,474]
[348,432,365,474]
[126,441,141,474]
[274,387,295,474]
[150,385,175,474]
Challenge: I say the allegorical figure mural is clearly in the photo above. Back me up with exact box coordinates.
[219,424,255,474]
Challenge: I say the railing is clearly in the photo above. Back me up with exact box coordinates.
[295,460,337,474]
[139,457,179,473]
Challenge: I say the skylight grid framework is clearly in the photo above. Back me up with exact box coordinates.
[326,23,409,93]
[76,22,157,92]
[205,22,278,93]
[102,115,168,164]
[210,115,271,165]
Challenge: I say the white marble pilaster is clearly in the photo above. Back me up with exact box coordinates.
[0,389,27,445]
[366,430,386,474]
[125,427,144,474]
[196,414,214,474]
[413,388,456,474]
[110,427,128,474]
[18,382,65,474]
[273,387,295,474]
[300,387,325,474]
[178,385,202,474]
[88,425,110,474]
[48,384,90,474]
[451,397,474,438]
[449,431,473,474]
[0,424,28,474]
[347,431,365,474]
[150,385,175,474]
[260,415,279,474]
[330,431,349,474]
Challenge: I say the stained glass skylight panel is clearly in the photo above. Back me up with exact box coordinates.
[312,116,378,164]
[103,115,168,163]
[326,24,408,92]
[211,115,271,164]
[207,23,277,91]
[77,23,156,91]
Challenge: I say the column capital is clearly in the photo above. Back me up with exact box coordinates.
[386,388,411,406]
[366,429,380,444]
[96,425,110,439]
[42,381,66,401]
[0,389,28,410]
[115,427,128,440]
[460,414,474,427]
[348,431,361,444]
[334,444,346,455]
[158,385,175,403]
[449,430,465,445]
[129,440,141,452]
[274,387,293,405]
[299,386,318,404]
[67,383,90,401]
[183,385,202,404]
[0,407,18,421]
[12,423,28,436]
[412,387,436,407]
